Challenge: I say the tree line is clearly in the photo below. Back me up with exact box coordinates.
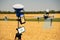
[0,10,60,14]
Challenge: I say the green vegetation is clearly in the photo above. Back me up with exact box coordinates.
[0,18,60,22]
[26,18,60,22]
[0,10,60,14]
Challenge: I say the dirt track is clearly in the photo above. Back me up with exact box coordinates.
[0,21,60,40]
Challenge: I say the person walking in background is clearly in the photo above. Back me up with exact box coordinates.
[43,9,54,28]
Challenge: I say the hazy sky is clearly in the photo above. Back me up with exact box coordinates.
[0,0,60,11]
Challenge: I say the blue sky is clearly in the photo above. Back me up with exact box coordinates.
[0,0,60,11]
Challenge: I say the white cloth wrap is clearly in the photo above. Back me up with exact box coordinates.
[43,18,52,29]
[18,27,25,34]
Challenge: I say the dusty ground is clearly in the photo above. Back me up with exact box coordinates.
[0,21,60,40]
[0,13,60,40]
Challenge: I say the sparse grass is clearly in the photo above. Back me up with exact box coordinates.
[0,18,60,22]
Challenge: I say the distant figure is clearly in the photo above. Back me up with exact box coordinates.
[44,10,52,28]
[43,9,53,26]
[37,16,40,23]
[4,16,8,21]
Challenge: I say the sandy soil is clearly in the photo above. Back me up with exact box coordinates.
[0,21,60,40]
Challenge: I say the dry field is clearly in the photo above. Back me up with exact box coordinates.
[0,14,60,19]
[0,13,60,40]
[0,21,60,40]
